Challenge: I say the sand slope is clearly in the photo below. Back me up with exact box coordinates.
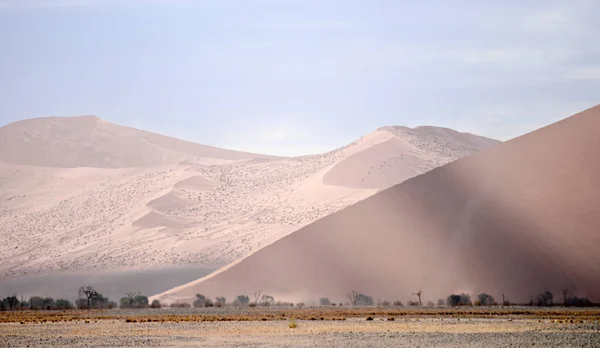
[0,115,259,168]
[152,105,600,305]
[0,116,497,279]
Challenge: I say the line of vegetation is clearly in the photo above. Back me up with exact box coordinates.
[1,286,597,312]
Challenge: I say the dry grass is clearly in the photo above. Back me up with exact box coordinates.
[1,307,599,325]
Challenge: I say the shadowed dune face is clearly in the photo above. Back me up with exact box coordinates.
[153,105,600,304]
[0,116,259,168]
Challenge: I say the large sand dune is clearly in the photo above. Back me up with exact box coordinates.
[0,116,497,280]
[0,115,259,168]
[152,105,600,305]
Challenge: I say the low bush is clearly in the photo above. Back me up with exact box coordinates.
[233,295,250,306]
[447,294,472,306]
[55,299,74,310]
[477,293,496,306]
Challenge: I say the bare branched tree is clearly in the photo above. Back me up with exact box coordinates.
[251,290,263,305]
[126,291,142,307]
[561,288,572,306]
[411,289,423,307]
[78,285,99,309]
[347,290,359,306]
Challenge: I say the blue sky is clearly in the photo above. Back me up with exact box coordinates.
[1,0,598,155]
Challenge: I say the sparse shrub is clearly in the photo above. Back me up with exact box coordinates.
[249,303,257,308]
[477,293,496,306]
[76,298,89,309]
[320,298,331,306]
[215,297,226,307]
[55,299,74,310]
[30,297,55,310]
[2,296,20,310]
[567,296,592,307]
[379,300,390,307]
[288,318,298,328]
[446,294,472,307]
[260,295,275,307]
[393,301,403,307]
[348,291,374,306]
[355,293,374,306]
[193,294,207,308]
[170,302,191,308]
[536,291,554,307]
[132,295,149,309]
[233,295,250,306]
[274,301,294,307]
[150,300,161,309]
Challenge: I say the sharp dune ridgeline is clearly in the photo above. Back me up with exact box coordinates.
[152,105,600,305]
[0,115,497,280]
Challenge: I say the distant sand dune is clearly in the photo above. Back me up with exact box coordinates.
[0,116,261,168]
[0,116,497,279]
[152,105,600,305]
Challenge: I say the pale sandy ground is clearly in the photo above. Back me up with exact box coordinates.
[1,319,599,347]
[0,116,498,285]
[152,105,600,305]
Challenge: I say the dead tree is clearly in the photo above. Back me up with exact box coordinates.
[78,285,99,309]
[561,288,572,306]
[250,290,263,305]
[411,289,423,307]
[347,290,359,306]
[126,291,142,307]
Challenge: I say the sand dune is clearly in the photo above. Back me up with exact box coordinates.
[152,105,600,305]
[0,115,260,168]
[0,116,497,281]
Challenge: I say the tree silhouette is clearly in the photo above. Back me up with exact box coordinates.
[412,289,423,307]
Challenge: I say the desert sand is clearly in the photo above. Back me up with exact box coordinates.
[0,115,497,285]
[1,307,599,347]
[152,105,600,306]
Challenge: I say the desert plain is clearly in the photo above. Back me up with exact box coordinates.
[1,306,600,347]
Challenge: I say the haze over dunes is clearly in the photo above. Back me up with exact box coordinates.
[0,116,497,280]
[153,105,600,305]
[0,116,259,168]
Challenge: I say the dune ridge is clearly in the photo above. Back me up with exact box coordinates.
[0,116,498,279]
[151,105,600,305]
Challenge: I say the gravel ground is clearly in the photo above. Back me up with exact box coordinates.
[1,318,599,347]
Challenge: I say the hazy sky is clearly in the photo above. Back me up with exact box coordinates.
[1,0,599,155]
